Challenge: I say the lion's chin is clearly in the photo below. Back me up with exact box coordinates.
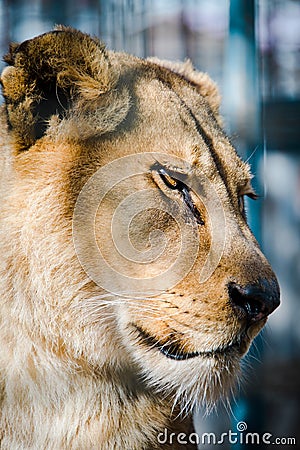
[127,336,245,413]
[139,352,242,413]
[124,320,266,412]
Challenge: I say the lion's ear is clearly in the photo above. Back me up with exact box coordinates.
[148,57,221,115]
[0,26,116,150]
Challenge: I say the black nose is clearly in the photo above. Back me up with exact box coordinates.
[228,279,280,323]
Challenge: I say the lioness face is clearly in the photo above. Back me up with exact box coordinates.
[0,28,280,412]
[77,73,280,408]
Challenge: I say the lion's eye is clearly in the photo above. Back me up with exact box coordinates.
[157,167,204,225]
[158,168,180,190]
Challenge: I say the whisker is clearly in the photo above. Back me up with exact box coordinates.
[245,144,259,164]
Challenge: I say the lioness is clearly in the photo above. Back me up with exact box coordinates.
[0,27,280,450]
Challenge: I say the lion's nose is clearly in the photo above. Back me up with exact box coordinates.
[228,279,280,323]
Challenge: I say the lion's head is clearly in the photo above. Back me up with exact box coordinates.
[0,27,280,419]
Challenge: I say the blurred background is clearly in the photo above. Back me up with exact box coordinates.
[0,0,299,448]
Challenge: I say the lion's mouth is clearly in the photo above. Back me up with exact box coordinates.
[132,325,244,361]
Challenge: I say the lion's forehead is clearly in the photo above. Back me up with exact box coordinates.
[111,66,252,192]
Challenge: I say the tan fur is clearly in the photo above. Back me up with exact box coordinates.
[0,27,279,449]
